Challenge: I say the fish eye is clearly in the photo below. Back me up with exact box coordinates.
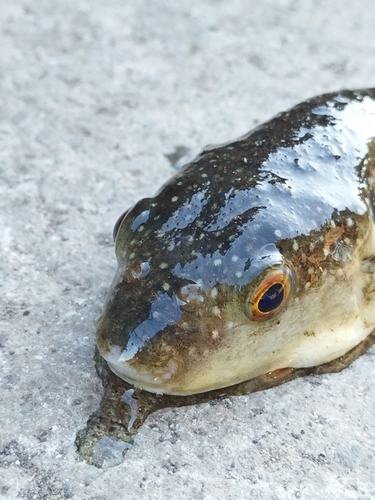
[113,207,132,242]
[246,266,295,321]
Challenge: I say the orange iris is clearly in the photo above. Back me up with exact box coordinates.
[247,268,293,321]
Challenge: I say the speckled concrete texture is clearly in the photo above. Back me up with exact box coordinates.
[1,1,375,499]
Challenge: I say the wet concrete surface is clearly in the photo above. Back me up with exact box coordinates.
[1,1,375,498]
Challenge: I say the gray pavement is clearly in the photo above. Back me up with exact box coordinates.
[1,1,375,499]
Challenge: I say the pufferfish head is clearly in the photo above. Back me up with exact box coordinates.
[96,177,371,396]
[97,88,375,395]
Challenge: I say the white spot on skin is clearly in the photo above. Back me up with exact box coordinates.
[304,282,311,290]
[211,287,218,299]
[171,196,179,202]
[214,259,222,266]
[274,229,282,237]
[159,262,168,269]
[292,241,299,251]
[346,217,354,227]
[162,283,170,291]
[129,252,135,260]
[212,306,221,317]
[201,173,208,178]
[211,329,219,339]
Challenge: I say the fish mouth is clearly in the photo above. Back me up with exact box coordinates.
[100,343,182,394]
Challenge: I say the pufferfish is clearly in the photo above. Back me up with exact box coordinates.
[97,88,375,396]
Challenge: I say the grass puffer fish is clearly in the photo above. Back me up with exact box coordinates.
[97,88,375,396]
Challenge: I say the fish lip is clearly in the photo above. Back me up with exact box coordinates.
[107,359,179,394]
[99,343,181,393]
[107,359,154,391]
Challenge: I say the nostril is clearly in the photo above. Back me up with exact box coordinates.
[179,283,204,303]
[128,261,151,279]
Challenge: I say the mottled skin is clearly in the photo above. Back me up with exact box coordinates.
[97,88,375,395]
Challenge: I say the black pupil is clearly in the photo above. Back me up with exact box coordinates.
[258,283,284,313]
